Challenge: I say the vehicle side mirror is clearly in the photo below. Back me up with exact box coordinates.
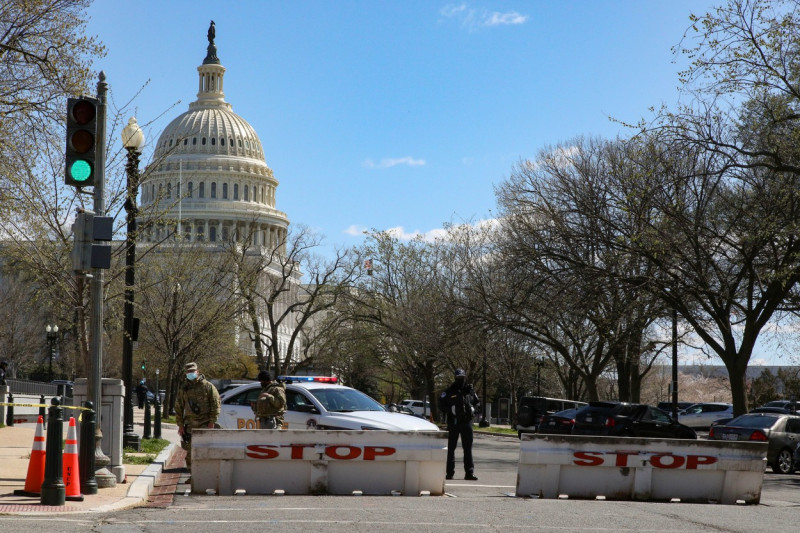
[293,404,319,414]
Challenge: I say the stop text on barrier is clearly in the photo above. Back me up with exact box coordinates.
[246,444,397,461]
[573,451,718,469]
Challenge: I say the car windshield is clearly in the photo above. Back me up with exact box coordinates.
[308,388,385,412]
[727,415,780,429]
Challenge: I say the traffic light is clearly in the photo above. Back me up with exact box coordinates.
[65,96,99,187]
[141,359,146,372]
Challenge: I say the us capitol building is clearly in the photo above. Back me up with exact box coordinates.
[137,22,296,360]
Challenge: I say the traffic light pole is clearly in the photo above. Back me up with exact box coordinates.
[88,72,116,488]
[88,72,107,431]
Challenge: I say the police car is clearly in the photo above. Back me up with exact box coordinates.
[217,376,440,431]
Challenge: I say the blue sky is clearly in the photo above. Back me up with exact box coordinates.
[84,1,799,367]
[85,1,715,250]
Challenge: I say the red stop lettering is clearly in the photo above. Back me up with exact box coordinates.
[281,443,314,459]
[573,451,604,466]
[614,451,639,467]
[326,445,361,460]
[246,444,279,459]
[650,454,685,469]
[363,446,396,460]
[686,455,717,469]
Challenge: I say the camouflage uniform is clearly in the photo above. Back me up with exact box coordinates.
[175,374,220,469]
[252,381,286,429]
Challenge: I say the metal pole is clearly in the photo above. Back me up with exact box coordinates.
[479,352,489,427]
[536,360,541,396]
[48,337,54,382]
[672,308,679,420]
[89,72,107,419]
[122,146,141,451]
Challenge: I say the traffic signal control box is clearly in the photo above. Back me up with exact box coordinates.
[71,212,114,271]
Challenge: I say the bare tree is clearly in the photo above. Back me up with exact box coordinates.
[223,222,362,375]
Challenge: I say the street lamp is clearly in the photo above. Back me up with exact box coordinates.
[45,325,58,382]
[121,117,145,451]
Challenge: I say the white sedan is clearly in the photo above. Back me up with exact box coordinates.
[218,378,440,431]
[677,402,734,428]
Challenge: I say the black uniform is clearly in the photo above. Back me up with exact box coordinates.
[136,381,148,409]
[439,375,480,480]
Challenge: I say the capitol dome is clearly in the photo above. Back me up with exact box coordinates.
[140,25,289,249]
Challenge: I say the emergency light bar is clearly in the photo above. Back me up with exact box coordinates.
[277,375,338,384]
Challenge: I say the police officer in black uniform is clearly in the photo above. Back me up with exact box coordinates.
[439,368,480,480]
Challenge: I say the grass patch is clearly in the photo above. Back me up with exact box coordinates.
[125,453,156,465]
[476,425,517,435]
[123,437,170,464]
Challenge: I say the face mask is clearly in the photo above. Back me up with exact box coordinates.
[186,372,198,381]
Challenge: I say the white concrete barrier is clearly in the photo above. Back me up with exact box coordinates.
[191,429,447,496]
[517,435,767,504]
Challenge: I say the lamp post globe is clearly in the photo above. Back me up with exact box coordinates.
[121,117,145,151]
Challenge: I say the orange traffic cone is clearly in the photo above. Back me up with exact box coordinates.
[13,415,46,497]
[63,416,84,501]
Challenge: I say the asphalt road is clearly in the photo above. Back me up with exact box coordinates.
[2,433,799,532]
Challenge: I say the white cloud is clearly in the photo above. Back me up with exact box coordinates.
[386,226,448,242]
[362,156,426,169]
[343,224,368,236]
[440,4,527,31]
[484,11,528,27]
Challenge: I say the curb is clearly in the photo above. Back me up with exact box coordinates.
[94,442,179,512]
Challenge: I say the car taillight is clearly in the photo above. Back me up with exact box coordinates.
[708,427,715,438]
[604,417,615,428]
[749,430,768,442]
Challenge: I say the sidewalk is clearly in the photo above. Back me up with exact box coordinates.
[0,403,183,515]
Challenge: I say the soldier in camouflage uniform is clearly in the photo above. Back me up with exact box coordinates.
[251,370,286,429]
[176,361,220,477]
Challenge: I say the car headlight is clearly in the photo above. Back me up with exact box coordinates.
[360,425,383,430]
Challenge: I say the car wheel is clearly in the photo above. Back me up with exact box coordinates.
[772,449,794,474]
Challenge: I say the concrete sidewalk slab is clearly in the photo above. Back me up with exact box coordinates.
[0,407,181,515]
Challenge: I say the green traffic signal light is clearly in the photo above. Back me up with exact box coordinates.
[65,96,99,187]
[68,159,92,182]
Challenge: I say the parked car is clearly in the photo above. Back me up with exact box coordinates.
[218,378,440,431]
[656,401,694,413]
[762,400,798,413]
[750,407,795,415]
[677,402,734,428]
[537,407,581,435]
[516,396,587,437]
[385,403,416,416]
[709,417,734,429]
[50,379,74,397]
[399,399,431,418]
[709,413,800,474]
[572,401,697,439]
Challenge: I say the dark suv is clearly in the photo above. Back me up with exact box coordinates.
[572,401,697,439]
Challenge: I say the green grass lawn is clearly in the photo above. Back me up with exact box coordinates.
[123,437,170,464]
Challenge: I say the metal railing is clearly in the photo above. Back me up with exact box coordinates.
[5,378,73,398]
